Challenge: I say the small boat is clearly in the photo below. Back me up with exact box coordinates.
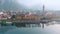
[1,22,12,26]
[6,22,12,24]
[40,17,51,23]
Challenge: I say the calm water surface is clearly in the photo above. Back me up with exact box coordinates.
[0,21,60,34]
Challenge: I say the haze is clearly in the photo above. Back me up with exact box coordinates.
[17,0,60,10]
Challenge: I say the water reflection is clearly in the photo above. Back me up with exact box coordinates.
[14,21,56,28]
[0,26,16,34]
[0,21,58,34]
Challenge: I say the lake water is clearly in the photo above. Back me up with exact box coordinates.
[0,21,60,34]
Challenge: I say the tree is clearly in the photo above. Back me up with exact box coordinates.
[11,15,16,20]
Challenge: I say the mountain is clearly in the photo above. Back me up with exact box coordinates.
[0,0,27,11]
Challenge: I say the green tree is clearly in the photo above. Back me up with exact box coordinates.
[11,15,16,21]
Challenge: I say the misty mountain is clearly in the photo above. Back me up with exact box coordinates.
[0,0,27,11]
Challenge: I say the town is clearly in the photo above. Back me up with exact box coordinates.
[0,9,54,22]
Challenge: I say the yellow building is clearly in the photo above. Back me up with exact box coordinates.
[15,13,41,20]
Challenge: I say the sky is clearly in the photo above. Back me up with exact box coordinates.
[16,0,60,10]
[0,0,60,10]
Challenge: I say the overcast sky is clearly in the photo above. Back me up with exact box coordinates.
[0,0,60,10]
[16,0,60,10]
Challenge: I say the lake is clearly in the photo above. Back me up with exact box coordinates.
[0,21,60,34]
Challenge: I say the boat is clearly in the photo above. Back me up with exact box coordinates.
[6,22,12,24]
[40,17,51,23]
[1,22,13,26]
